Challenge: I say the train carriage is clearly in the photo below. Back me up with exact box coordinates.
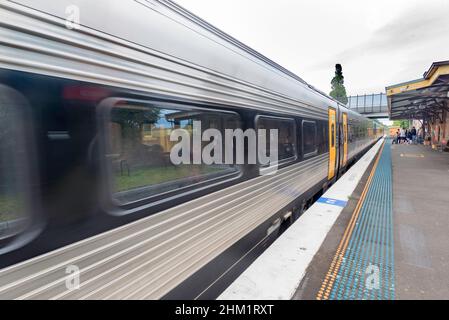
[0,0,384,299]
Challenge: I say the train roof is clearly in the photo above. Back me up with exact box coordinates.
[156,0,341,105]
[0,0,381,123]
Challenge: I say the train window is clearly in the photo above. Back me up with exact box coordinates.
[302,120,318,156]
[331,124,335,147]
[317,121,329,154]
[103,101,242,205]
[348,124,353,142]
[256,116,297,163]
[0,88,31,239]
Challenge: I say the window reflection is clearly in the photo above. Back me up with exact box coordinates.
[0,92,28,238]
[106,104,241,204]
[257,117,297,162]
[303,121,317,155]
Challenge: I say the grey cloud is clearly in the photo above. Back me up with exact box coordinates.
[307,3,449,71]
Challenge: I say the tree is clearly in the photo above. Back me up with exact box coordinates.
[330,64,348,104]
[111,107,161,140]
[393,120,410,129]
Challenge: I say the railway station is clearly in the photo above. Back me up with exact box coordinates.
[0,0,448,307]
[220,61,449,300]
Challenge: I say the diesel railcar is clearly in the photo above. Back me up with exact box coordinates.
[0,0,385,299]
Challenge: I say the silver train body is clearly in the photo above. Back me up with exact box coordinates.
[0,0,385,299]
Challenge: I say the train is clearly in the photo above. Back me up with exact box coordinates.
[0,0,385,299]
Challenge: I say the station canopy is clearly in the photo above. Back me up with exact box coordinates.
[386,61,449,120]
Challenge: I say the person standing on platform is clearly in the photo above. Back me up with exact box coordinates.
[411,126,417,144]
[394,129,400,144]
[406,129,412,144]
[400,127,406,144]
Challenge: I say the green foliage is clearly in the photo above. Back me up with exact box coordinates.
[392,120,410,129]
[114,165,225,192]
[0,195,23,222]
[329,64,348,105]
[111,106,161,140]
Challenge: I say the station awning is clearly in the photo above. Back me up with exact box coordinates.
[386,61,449,120]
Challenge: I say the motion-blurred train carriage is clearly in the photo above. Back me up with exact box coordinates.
[0,0,385,299]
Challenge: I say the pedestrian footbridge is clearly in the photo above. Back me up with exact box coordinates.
[347,93,389,119]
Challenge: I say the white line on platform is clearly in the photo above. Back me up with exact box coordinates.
[218,138,384,300]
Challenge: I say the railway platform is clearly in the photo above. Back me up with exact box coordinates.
[220,139,449,300]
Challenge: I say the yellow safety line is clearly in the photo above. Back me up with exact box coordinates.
[316,141,385,300]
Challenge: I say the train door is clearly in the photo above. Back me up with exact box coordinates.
[328,107,337,180]
[342,112,348,166]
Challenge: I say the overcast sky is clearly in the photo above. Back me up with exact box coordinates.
[175,0,449,96]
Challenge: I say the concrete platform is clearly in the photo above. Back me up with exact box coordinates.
[219,140,385,300]
[310,141,395,300]
[220,140,449,300]
[296,142,449,300]
[392,144,449,299]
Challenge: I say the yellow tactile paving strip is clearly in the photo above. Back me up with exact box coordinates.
[316,141,385,300]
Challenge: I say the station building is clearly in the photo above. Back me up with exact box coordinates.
[386,61,449,151]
